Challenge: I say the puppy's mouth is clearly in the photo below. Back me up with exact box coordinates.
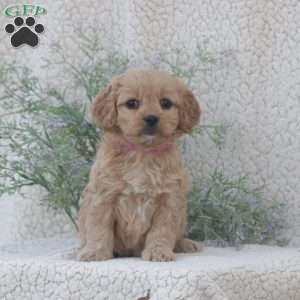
[140,127,160,145]
[124,127,171,146]
[142,126,158,136]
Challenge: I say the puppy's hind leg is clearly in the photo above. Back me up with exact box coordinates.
[174,238,203,253]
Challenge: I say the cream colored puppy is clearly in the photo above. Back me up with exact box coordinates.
[78,70,201,261]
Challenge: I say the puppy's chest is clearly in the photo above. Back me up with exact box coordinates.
[122,160,168,195]
[116,194,156,227]
[114,193,158,248]
[114,160,166,240]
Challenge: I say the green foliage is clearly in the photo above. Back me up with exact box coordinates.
[0,34,286,245]
[187,170,286,247]
[0,66,99,227]
[0,34,129,228]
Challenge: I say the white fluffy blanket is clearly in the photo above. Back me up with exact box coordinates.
[0,238,299,300]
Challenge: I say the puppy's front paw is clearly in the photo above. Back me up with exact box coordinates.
[78,246,113,262]
[142,246,175,262]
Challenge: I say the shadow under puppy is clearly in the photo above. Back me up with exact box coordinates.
[78,70,202,261]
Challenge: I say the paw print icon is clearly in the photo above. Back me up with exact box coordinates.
[5,16,44,47]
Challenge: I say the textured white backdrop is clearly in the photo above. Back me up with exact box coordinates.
[0,0,299,245]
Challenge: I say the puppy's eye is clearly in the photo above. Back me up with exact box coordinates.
[126,99,139,109]
[160,98,173,110]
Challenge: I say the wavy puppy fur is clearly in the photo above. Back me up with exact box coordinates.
[78,70,201,261]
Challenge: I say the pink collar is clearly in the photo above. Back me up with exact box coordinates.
[119,140,174,155]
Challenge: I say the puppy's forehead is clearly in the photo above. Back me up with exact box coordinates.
[118,70,182,94]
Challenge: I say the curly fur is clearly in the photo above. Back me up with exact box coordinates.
[78,70,201,261]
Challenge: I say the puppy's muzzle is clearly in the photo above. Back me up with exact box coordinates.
[143,115,159,135]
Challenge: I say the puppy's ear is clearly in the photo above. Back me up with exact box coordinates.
[178,90,201,133]
[92,79,119,129]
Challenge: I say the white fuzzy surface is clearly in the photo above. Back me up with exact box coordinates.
[0,238,300,300]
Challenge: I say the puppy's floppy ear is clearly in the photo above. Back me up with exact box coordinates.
[178,89,201,133]
[92,78,120,129]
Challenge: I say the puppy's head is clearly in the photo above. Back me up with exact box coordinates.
[92,70,201,145]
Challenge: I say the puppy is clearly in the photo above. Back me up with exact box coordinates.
[78,70,201,261]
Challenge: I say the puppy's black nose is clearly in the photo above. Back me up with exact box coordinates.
[144,115,159,127]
